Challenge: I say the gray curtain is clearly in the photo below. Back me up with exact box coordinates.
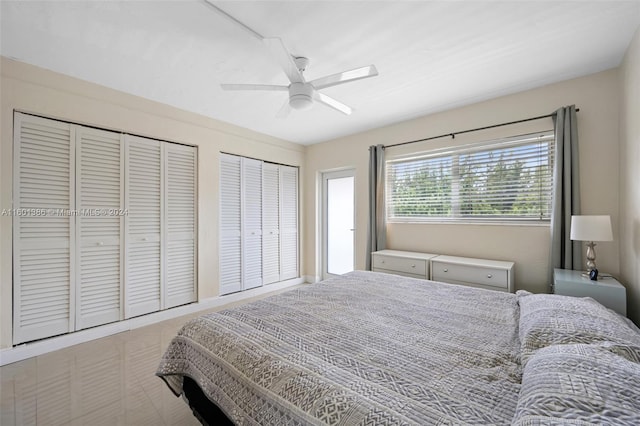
[365,144,386,270]
[549,105,581,284]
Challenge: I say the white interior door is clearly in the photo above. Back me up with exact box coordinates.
[262,163,280,285]
[125,135,162,318]
[242,158,263,290]
[165,143,197,308]
[279,165,299,281]
[322,169,355,279]
[13,113,75,344]
[76,127,124,329]
[219,154,242,295]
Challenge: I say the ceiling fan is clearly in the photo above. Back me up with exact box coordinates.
[221,37,378,117]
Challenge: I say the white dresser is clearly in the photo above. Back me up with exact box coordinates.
[371,250,438,280]
[430,255,514,293]
[372,250,515,293]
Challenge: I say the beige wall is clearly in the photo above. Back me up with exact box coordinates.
[305,70,621,294]
[0,58,305,349]
[619,26,640,324]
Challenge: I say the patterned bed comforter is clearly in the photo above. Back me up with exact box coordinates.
[157,271,640,425]
[157,271,522,425]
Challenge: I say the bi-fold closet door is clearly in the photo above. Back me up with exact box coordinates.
[13,113,197,345]
[219,154,298,295]
[125,136,162,318]
[13,114,76,343]
[261,163,280,285]
[76,127,125,330]
[124,137,197,317]
[279,165,299,281]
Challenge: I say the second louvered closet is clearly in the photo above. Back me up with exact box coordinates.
[219,153,298,295]
[13,113,197,345]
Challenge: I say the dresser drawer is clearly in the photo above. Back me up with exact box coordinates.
[373,254,427,276]
[430,255,514,292]
[372,268,427,280]
[432,262,506,288]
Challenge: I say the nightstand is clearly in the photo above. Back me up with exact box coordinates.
[553,268,627,316]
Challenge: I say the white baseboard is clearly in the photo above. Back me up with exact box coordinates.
[0,278,305,366]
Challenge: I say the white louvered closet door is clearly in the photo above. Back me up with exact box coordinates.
[13,113,75,344]
[219,154,242,295]
[125,135,162,318]
[262,163,280,285]
[242,158,263,290]
[164,144,197,308]
[76,127,124,329]
[280,165,299,280]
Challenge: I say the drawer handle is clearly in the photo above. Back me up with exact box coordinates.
[411,264,416,268]
[97,241,104,246]
[381,260,385,264]
[487,274,493,279]
[443,268,448,272]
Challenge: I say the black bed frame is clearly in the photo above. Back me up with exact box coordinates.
[183,376,234,426]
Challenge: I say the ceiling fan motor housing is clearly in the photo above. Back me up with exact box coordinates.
[289,82,314,110]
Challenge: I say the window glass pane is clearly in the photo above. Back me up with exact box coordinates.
[327,176,354,275]
[386,132,554,222]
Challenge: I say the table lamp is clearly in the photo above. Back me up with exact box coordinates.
[570,215,613,277]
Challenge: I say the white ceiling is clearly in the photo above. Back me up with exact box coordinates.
[2,1,639,145]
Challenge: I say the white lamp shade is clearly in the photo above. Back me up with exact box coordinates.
[570,215,613,242]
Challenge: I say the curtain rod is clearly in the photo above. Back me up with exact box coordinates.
[385,108,579,149]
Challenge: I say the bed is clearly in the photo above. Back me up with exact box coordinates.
[157,271,640,425]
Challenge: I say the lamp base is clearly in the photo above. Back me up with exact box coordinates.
[581,272,600,280]
[585,241,597,272]
[580,271,614,280]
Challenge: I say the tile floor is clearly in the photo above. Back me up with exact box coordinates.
[1,287,298,425]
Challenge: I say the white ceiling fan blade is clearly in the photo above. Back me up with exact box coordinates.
[314,92,352,115]
[310,65,378,90]
[275,99,292,119]
[263,37,305,84]
[221,84,288,91]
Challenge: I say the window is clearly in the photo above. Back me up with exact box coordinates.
[386,132,554,223]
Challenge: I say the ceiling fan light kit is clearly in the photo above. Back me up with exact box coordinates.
[289,82,314,110]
